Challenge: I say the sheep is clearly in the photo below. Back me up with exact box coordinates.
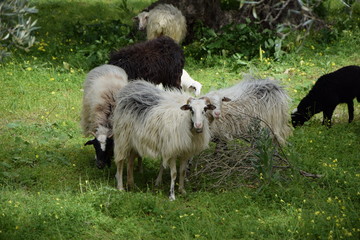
[112,80,215,200]
[205,78,292,145]
[81,64,128,169]
[155,69,202,96]
[109,36,184,90]
[292,65,360,127]
[134,4,187,44]
[181,69,202,96]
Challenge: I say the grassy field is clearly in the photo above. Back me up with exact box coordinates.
[1,0,360,239]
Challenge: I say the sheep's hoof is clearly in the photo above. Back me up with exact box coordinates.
[126,183,135,191]
[155,179,162,187]
[169,195,176,201]
[179,188,187,195]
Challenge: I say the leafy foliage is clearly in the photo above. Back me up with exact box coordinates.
[0,0,39,61]
[70,19,139,68]
[185,20,283,63]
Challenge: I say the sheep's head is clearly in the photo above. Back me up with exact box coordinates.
[181,70,203,96]
[133,11,149,30]
[291,108,307,127]
[84,126,113,169]
[189,81,202,97]
[180,97,216,133]
[291,96,320,127]
[205,93,231,119]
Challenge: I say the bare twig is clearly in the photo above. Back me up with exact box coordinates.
[299,170,323,179]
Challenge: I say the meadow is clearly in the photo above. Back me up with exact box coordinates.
[0,0,359,239]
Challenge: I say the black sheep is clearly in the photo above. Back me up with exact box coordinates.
[292,65,360,127]
[109,36,184,89]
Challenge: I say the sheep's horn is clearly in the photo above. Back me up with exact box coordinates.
[200,96,211,105]
[186,97,195,104]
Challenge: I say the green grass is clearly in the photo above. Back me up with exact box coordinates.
[1,0,360,239]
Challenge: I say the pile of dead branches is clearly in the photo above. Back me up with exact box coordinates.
[188,119,292,190]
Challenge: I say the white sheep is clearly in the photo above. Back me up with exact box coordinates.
[181,69,202,96]
[112,80,215,200]
[134,4,187,44]
[205,78,292,145]
[81,64,128,169]
[156,69,203,96]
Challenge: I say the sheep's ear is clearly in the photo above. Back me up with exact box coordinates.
[206,104,216,111]
[84,139,95,146]
[222,97,231,102]
[189,86,196,90]
[180,104,191,111]
[133,16,138,21]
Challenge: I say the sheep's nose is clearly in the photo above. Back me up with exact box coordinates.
[194,122,203,129]
[214,111,221,118]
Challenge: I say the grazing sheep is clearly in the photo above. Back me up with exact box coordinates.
[109,36,184,90]
[81,64,128,169]
[181,69,202,96]
[206,78,292,145]
[112,80,215,200]
[134,4,187,44]
[292,65,360,127]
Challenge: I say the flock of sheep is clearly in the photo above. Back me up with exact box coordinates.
[81,4,360,200]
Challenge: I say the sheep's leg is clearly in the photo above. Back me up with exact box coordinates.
[186,157,194,180]
[322,107,335,127]
[126,151,138,189]
[168,158,177,201]
[178,158,188,195]
[155,162,164,186]
[136,157,143,174]
[347,100,354,123]
[115,159,124,191]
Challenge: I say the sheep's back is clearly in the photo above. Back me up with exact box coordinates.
[147,5,187,43]
[109,36,184,89]
[81,66,128,136]
[210,79,291,144]
[308,65,360,103]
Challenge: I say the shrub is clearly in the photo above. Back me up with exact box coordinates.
[0,0,39,61]
[184,20,283,64]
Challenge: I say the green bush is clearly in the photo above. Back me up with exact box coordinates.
[0,0,39,61]
[185,20,283,64]
[70,20,141,68]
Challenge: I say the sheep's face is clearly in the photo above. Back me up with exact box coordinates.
[291,108,308,127]
[84,126,114,169]
[189,82,202,97]
[135,12,149,30]
[292,97,320,127]
[181,70,202,96]
[181,97,216,133]
[85,136,114,169]
[206,94,231,119]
